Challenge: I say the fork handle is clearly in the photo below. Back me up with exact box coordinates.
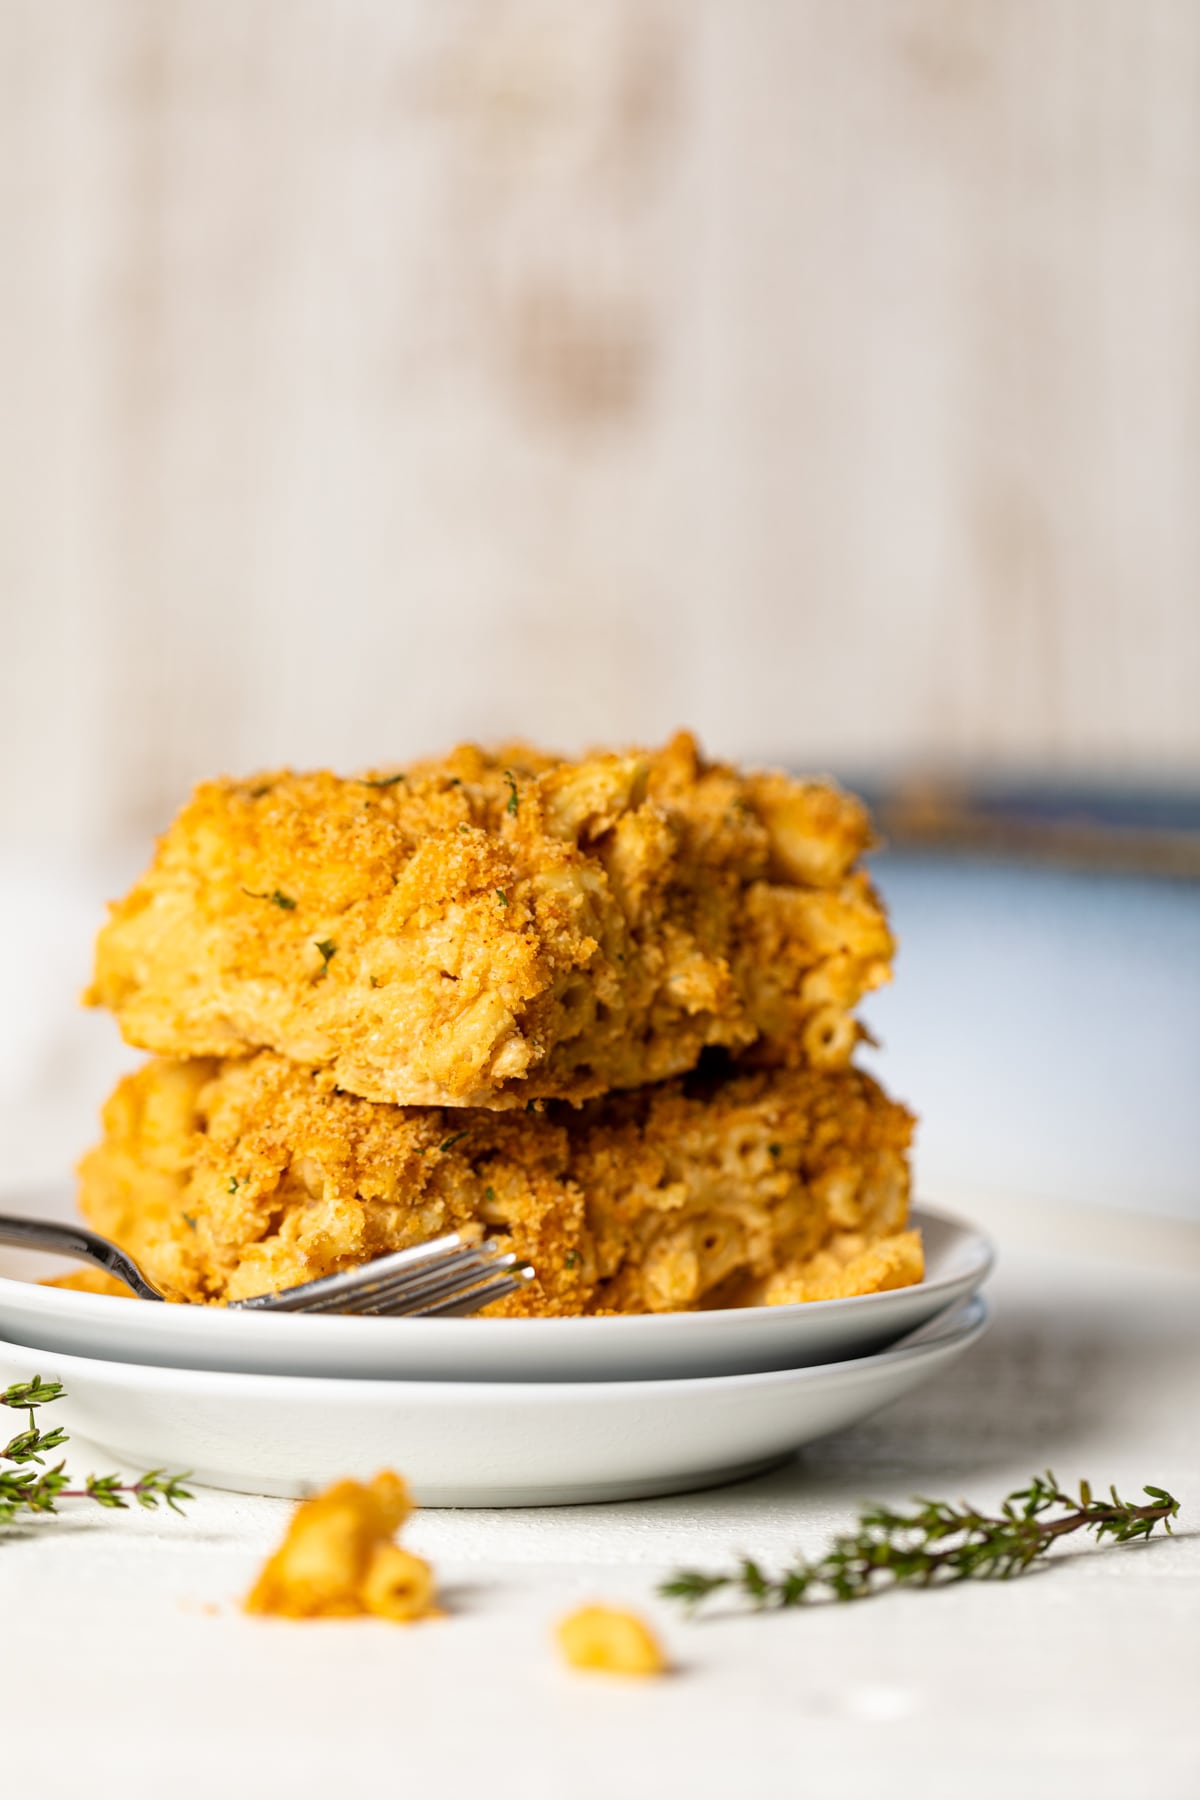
[0,1213,163,1301]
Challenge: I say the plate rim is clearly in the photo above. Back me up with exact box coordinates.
[0,1293,989,1401]
[0,1198,993,1342]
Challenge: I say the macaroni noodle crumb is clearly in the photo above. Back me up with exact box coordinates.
[244,1471,435,1622]
[557,1605,667,1676]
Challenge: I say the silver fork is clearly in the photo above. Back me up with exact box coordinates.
[0,1213,534,1318]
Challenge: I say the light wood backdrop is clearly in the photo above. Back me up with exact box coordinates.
[2,0,1198,853]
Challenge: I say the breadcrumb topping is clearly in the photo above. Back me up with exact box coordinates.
[77,1052,919,1314]
[87,732,892,1109]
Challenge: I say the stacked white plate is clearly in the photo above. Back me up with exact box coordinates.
[0,1196,992,1506]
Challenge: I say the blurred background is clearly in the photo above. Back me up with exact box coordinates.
[1,2,1197,1223]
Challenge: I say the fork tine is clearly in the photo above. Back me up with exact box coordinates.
[299,1243,509,1316]
[228,1229,535,1318]
[406,1267,535,1318]
[353,1270,524,1318]
[332,1247,523,1317]
[232,1232,473,1312]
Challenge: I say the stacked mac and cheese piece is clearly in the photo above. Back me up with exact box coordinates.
[79,732,921,1314]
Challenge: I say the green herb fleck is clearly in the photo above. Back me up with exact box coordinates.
[362,772,406,789]
[485,1186,496,1202]
[182,1213,198,1232]
[504,770,519,816]
[564,1251,579,1270]
[368,975,380,989]
[495,889,509,907]
[227,1177,240,1195]
[314,938,337,978]
[768,1143,782,1158]
[438,1132,468,1154]
[242,887,297,910]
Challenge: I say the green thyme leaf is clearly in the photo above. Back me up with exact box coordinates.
[2,1378,191,1529]
[504,770,519,816]
[495,889,508,907]
[1,1377,64,1411]
[3,1422,68,1465]
[438,1132,468,1154]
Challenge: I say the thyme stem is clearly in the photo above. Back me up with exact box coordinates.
[2,1376,192,1524]
[659,1473,1181,1613]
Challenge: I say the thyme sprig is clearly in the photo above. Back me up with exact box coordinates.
[1,1377,192,1524]
[659,1473,1180,1613]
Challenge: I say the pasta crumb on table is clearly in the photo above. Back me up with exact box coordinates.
[556,1606,668,1677]
[244,1471,437,1623]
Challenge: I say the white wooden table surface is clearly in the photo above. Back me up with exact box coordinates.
[5,2,1200,865]
[2,1194,1198,1800]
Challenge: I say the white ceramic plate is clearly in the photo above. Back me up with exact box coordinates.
[0,1295,987,1507]
[0,1199,991,1383]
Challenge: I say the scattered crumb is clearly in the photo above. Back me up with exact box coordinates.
[556,1605,667,1677]
[244,1472,437,1623]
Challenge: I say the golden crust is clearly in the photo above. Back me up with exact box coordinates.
[77,1052,918,1316]
[87,732,892,1109]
